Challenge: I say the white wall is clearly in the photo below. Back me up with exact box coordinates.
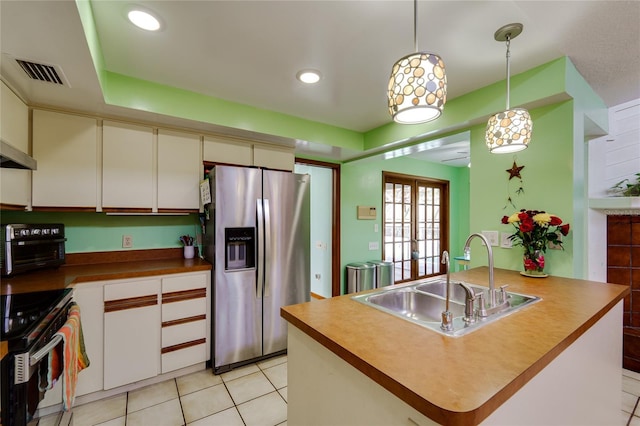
[588,98,640,281]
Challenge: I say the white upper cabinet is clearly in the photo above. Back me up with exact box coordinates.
[1,81,29,152]
[158,130,201,210]
[0,82,31,208]
[203,136,252,166]
[203,136,294,171]
[32,110,98,208]
[102,121,154,210]
[253,144,295,171]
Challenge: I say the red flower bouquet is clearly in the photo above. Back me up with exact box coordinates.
[501,209,570,274]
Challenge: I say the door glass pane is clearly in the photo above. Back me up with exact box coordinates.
[394,184,402,202]
[385,204,393,222]
[385,183,394,202]
[383,174,447,284]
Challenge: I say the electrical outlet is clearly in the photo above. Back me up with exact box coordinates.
[122,235,133,248]
[368,242,379,250]
[500,232,513,248]
[548,233,563,250]
[481,230,499,247]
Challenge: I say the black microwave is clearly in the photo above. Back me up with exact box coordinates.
[1,224,66,276]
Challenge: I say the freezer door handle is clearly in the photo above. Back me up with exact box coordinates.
[263,199,272,298]
[256,199,265,299]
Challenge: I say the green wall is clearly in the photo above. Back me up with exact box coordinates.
[340,157,470,292]
[469,101,575,278]
[0,211,199,253]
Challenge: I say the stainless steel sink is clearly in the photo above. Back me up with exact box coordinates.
[352,277,541,337]
[366,288,465,323]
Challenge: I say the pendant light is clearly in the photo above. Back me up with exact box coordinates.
[387,0,447,124]
[485,23,533,153]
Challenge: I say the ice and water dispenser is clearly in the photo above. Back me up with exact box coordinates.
[224,227,255,271]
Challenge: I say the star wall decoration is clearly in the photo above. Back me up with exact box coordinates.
[503,159,525,209]
[506,161,525,180]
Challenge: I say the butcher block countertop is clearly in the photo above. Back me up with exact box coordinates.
[281,267,629,425]
[1,249,212,296]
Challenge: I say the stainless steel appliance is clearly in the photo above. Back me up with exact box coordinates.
[1,288,74,425]
[204,165,310,373]
[1,224,66,276]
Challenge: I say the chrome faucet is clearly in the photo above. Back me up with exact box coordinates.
[440,251,454,331]
[463,233,497,308]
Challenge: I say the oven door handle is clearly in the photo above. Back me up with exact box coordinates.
[29,334,63,366]
[16,238,67,246]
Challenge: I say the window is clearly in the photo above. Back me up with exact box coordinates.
[383,172,449,283]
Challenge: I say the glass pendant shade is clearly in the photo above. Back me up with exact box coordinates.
[388,52,447,124]
[485,108,533,153]
[486,23,532,153]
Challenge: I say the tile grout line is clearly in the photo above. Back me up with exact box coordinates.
[628,396,640,426]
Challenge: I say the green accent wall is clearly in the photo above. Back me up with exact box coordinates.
[0,212,199,253]
[32,5,613,282]
[341,158,469,293]
[468,101,575,278]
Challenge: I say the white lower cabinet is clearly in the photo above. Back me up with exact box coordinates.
[103,279,161,390]
[160,273,210,373]
[38,271,210,415]
[73,284,104,396]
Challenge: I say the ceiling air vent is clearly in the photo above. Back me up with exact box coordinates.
[16,59,65,85]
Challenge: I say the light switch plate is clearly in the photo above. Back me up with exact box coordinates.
[481,230,499,247]
[368,242,379,250]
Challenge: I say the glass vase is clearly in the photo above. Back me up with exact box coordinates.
[523,249,545,276]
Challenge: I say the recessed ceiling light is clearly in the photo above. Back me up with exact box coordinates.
[128,9,161,31]
[296,70,321,84]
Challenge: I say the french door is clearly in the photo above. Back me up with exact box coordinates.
[383,172,449,284]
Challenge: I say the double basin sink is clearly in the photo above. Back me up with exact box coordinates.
[352,277,540,337]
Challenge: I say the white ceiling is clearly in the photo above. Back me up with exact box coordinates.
[1,1,639,167]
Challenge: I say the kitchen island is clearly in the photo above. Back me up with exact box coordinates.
[281,267,628,425]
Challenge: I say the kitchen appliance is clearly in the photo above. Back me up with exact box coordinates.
[1,224,66,276]
[1,288,74,425]
[0,140,37,170]
[204,165,310,373]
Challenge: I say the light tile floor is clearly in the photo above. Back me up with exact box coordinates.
[39,355,288,426]
[38,358,640,425]
[624,368,640,425]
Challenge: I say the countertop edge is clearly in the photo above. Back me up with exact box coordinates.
[281,269,630,425]
[468,289,628,424]
[69,263,213,285]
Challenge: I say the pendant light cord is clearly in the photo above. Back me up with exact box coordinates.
[505,35,511,110]
[413,0,418,52]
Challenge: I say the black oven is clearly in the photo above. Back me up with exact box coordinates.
[1,288,74,426]
[1,224,66,276]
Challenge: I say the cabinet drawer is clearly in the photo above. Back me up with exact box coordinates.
[162,274,207,293]
[104,279,160,300]
[161,343,207,374]
[162,298,207,322]
[162,319,206,347]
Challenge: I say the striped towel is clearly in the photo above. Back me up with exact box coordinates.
[55,302,90,411]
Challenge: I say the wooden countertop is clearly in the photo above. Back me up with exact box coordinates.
[1,250,211,362]
[1,257,212,296]
[281,267,629,425]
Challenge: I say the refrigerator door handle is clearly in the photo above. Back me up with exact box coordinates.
[263,199,272,298]
[256,198,265,299]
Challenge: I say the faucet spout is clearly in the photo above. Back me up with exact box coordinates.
[463,233,496,307]
[440,250,453,331]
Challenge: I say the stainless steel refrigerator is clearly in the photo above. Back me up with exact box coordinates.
[204,165,310,373]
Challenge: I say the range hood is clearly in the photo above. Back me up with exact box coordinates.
[0,139,37,170]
